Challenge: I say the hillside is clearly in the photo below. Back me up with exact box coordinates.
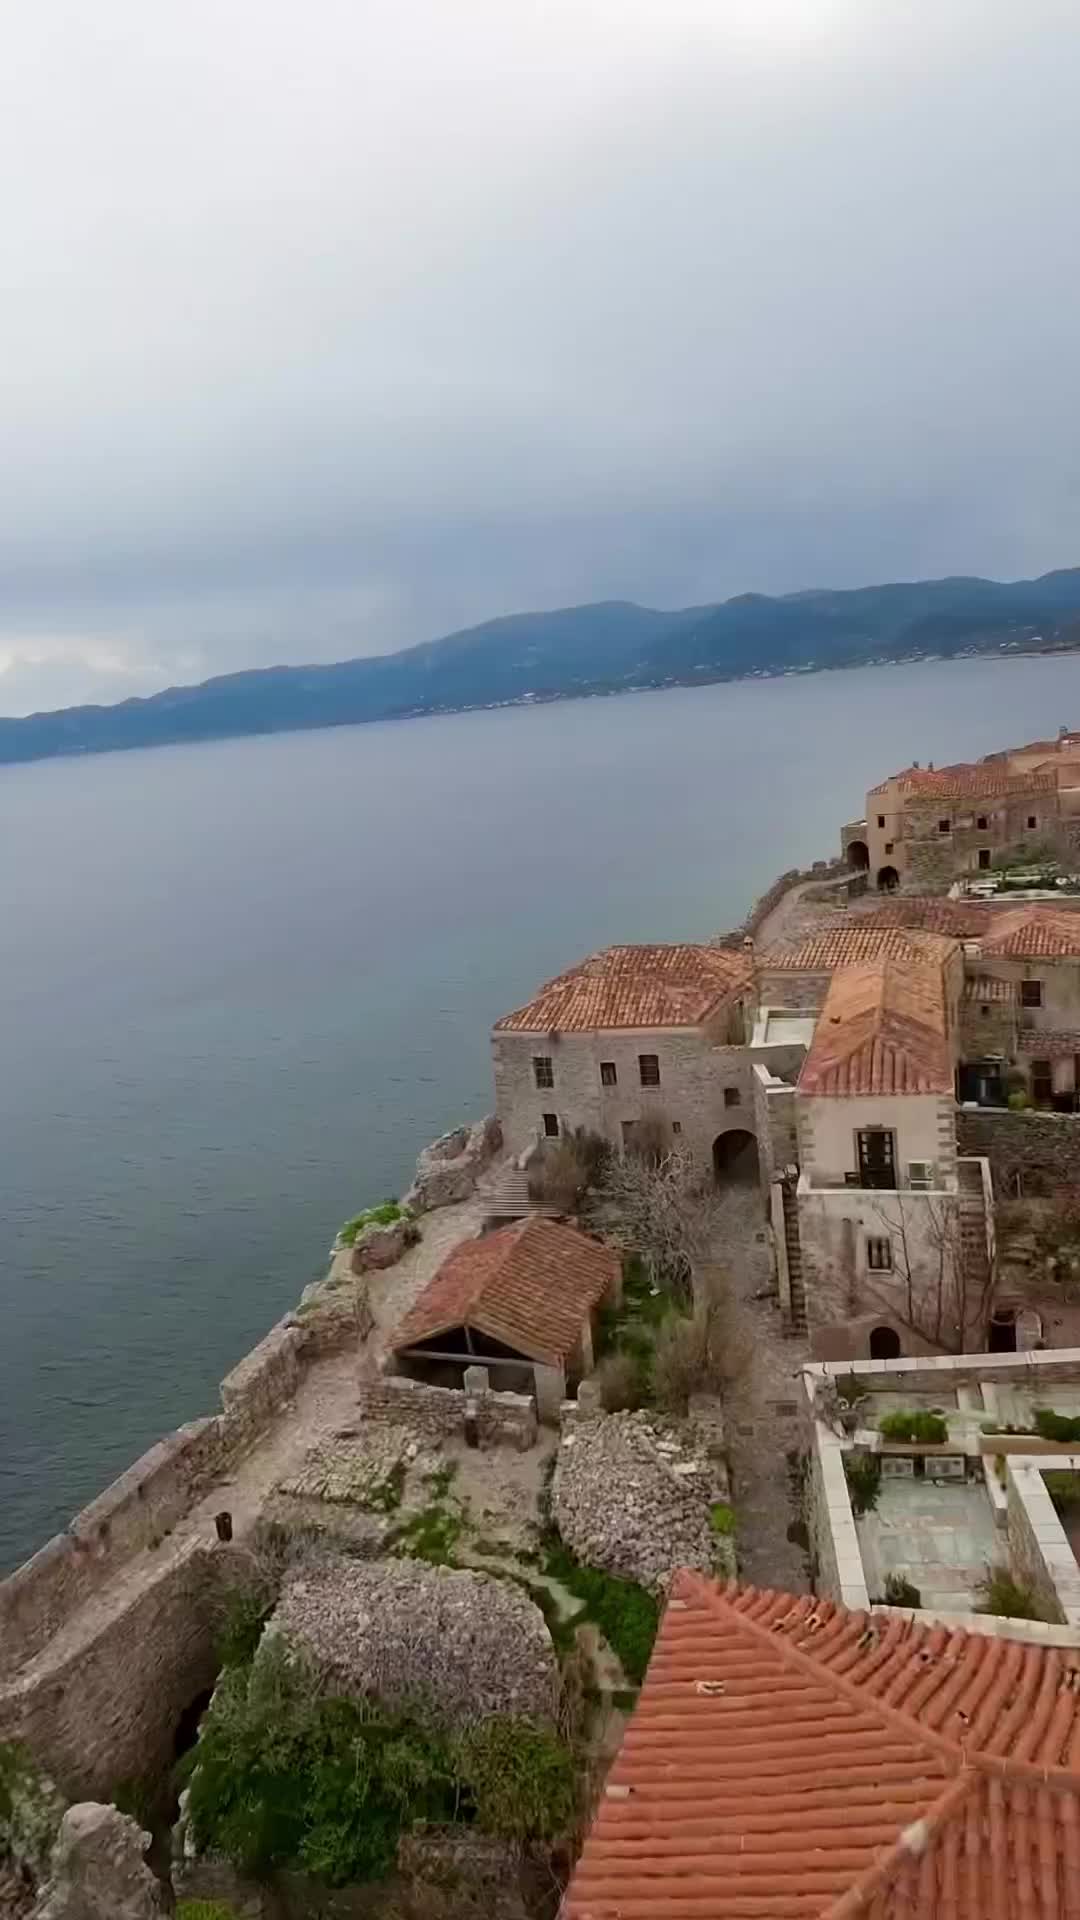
[3,568,1080,767]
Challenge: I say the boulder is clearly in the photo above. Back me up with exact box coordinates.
[350,1215,417,1273]
[32,1803,166,1920]
[403,1116,502,1214]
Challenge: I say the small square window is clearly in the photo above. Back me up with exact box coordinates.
[533,1055,554,1089]
[671,1119,682,1134]
[938,818,951,834]
[638,1053,660,1086]
[884,841,894,854]
[976,815,988,830]
[723,1087,741,1108]
[542,1112,559,1138]
[600,1061,617,1087]
[866,1236,892,1272]
[877,814,886,829]
[1027,815,1038,830]
[1020,980,1043,1008]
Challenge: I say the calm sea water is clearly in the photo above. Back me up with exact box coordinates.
[3,655,1080,1570]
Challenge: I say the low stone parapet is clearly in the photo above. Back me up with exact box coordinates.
[360,1374,536,1449]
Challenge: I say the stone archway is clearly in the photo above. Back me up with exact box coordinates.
[847,839,869,872]
[869,1324,902,1360]
[712,1129,758,1185]
[877,864,900,892]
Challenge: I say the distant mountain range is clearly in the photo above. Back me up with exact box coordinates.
[4,568,1080,767]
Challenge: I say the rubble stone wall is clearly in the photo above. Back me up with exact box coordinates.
[360,1375,537,1448]
[957,1104,1080,1189]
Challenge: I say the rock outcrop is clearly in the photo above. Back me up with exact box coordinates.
[403,1116,502,1214]
[32,1803,165,1920]
[269,1554,558,1727]
[350,1215,419,1272]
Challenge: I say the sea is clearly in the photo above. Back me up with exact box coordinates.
[3,653,1079,1571]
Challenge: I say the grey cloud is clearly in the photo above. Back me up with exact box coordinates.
[2,0,1079,712]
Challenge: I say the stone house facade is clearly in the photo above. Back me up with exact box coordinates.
[491,944,764,1178]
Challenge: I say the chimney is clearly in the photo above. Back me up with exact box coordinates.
[928,760,934,771]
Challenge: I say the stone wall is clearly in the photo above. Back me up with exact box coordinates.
[957,1104,1080,1190]
[806,1347,1080,1396]
[360,1375,537,1449]
[219,1321,305,1447]
[1004,1457,1080,1628]
[0,1540,231,1800]
[803,1423,869,1611]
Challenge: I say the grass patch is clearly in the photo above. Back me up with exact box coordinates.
[338,1201,407,1247]
[540,1541,659,1684]
[422,1463,458,1500]
[708,1502,736,1536]
[176,1905,240,1920]
[593,1257,686,1406]
[977,1567,1048,1621]
[388,1501,464,1566]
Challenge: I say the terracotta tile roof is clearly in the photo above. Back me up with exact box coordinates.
[564,1574,1080,1920]
[493,945,752,1034]
[857,898,1004,939]
[962,974,1016,1004]
[760,926,959,972]
[390,1216,617,1366]
[799,956,952,1097]
[977,907,1080,959]
[869,763,1056,800]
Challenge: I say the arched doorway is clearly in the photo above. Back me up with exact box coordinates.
[847,839,869,872]
[877,865,900,892]
[869,1324,902,1360]
[712,1129,758,1185]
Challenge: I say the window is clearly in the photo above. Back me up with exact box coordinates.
[1031,1061,1053,1106]
[866,1236,893,1272]
[1027,815,1038,830]
[938,818,951,834]
[638,1053,660,1086]
[884,841,894,854]
[877,814,886,829]
[542,1112,559,1138]
[533,1055,554,1089]
[978,848,991,869]
[976,815,988,830]
[671,1119,682,1134]
[1020,980,1043,1009]
[981,1004,990,1017]
[723,1087,741,1108]
[599,1061,617,1087]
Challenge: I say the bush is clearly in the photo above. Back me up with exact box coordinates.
[883,1574,922,1608]
[844,1454,881,1516]
[182,1639,576,1885]
[708,1503,736,1536]
[594,1350,647,1413]
[177,1905,239,1920]
[977,1567,1046,1621]
[1034,1408,1080,1444]
[1008,1090,1031,1111]
[528,1127,610,1212]
[878,1410,948,1445]
[651,1311,716,1414]
[540,1543,659,1684]
[338,1201,406,1247]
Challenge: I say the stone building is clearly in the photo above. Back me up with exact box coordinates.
[491,943,763,1180]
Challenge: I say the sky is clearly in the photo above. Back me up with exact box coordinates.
[3,0,1080,715]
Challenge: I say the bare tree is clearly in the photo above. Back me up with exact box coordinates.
[596,1148,725,1304]
[865,1192,995,1352]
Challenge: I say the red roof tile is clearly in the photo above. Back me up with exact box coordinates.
[857,899,1005,939]
[761,926,958,972]
[494,945,752,1034]
[976,907,1080,959]
[564,1575,1080,1920]
[869,764,1056,800]
[390,1216,618,1366]
[798,956,953,1097]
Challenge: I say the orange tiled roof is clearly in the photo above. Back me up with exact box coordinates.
[869,763,1056,800]
[977,906,1080,959]
[564,1574,1080,1920]
[858,898,1008,938]
[799,955,952,1096]
[390,1216,617,1365]
[760,925,959,972]
[493,945,752,1034]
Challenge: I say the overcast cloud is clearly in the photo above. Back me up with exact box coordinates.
[2,0,1079,713]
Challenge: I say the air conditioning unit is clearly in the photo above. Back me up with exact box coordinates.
[908,1161,935,1191]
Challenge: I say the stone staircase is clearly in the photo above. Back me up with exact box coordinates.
[781,1180,807,1335]
[958,1156,992,1307]
[478,1161,558,1223]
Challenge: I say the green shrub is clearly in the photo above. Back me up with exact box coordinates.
[215,1584,275,1670]
[181,1639,576,1885]
[176,1904,240,1920]
[708,1503,736,1536]
[1034,1408,1080,1444]
[883,1574,922,1608]
[338,1201,406,1246]
[389,1501,464,1566]
[594,1349,648,1412]
[977,1567,1046,1621]
[878,1410,947,1445]
[540,1542,659,1683]
[844,1453,881,1516]
[1008,1090,1031,1111]
[454,1717,577,1842]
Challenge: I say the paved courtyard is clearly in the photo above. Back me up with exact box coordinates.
[856,1478,999,1611]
